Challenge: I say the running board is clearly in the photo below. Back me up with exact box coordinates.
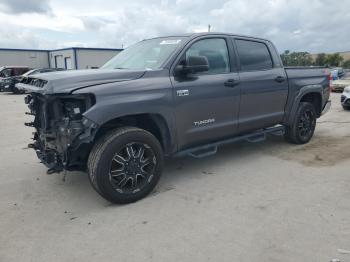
[245,133,266,143]
[175,125,285,158]
[188,146,218,158]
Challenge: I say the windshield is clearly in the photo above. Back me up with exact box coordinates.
[101,37,186,70]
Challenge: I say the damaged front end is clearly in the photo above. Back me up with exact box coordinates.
[25,93,98,173]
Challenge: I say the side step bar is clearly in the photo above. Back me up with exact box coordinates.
[175,125,285,159]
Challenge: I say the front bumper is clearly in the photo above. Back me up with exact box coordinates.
[2,84,13,92]
[341,93,350,107]
[15,83,25,92]
[321,100,331,115]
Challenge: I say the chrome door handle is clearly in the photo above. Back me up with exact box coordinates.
[224,79,240,88]
[275,76,286,83]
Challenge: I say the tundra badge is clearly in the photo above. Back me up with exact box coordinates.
[177,89,189,96]
[194,119,215,126]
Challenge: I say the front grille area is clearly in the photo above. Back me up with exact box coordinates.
[21,77,48,88]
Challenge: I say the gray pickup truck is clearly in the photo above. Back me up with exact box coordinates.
[20,33,331,203]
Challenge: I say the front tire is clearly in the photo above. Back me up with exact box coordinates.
[343,105,350,110]
[285,102,317,144]
[88,127,164,204]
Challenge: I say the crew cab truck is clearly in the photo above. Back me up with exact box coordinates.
[19,33,331,204]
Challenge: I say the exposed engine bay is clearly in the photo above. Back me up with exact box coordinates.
[24,93,98,173]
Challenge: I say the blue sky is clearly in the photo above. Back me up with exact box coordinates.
[0,0,349,53]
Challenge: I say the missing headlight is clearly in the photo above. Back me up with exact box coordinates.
[59,94,95,121]
[63,99,86,120]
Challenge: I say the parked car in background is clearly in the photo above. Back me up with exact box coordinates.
[8,68,66,94]
[330,67,345,80]
[341,86,350,110]
[335,67,345,78]
[331,69,339,80]
[331,78,350,92]
[0,66,30,91]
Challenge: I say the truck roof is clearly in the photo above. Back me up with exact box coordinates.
[144,32,271,43]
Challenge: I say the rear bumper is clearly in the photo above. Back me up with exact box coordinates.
[321,100,331,115]
[332,85,346,92]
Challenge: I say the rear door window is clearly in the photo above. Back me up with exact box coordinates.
[235,39,273,71]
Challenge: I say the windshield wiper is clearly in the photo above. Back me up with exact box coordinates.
[114,67,128,69]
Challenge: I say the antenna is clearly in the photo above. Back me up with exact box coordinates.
[208,24,211,32]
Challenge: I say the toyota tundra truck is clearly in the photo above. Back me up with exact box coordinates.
[19,33,331,203]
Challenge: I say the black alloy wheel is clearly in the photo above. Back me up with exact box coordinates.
[109,142,156,194]
[88,127,164,204]
[284,102,317,144]
[297,109,316,141]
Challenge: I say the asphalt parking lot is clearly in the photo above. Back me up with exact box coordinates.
[0,92,349,262]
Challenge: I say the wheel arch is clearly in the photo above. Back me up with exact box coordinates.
[285,85,324,125]
[94,113,174,155]
[300,92,322,116]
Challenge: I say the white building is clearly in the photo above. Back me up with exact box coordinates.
[0,47,122,69]
[0,48,49,68]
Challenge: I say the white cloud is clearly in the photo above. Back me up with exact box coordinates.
[0,0,349,53]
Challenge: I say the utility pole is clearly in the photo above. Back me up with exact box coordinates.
[208,24,211,32]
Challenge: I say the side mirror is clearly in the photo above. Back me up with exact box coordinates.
[175,55,209,76]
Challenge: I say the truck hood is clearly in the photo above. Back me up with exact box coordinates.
[17,69,146,94]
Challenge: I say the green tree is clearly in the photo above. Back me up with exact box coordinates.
[280,50,313,66]
[342,59,350,69]
[280,50,291,65]
[325,53,344,67]
[314,53,326,66]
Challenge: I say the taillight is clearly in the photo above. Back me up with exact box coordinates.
[327,73,332,94]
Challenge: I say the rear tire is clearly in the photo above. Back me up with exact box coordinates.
[87,127,164,204]
[285,102,317,144]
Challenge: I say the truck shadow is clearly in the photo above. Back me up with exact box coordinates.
[45,131,350,208]
[160,133,350,187]
[159,136,286,187]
